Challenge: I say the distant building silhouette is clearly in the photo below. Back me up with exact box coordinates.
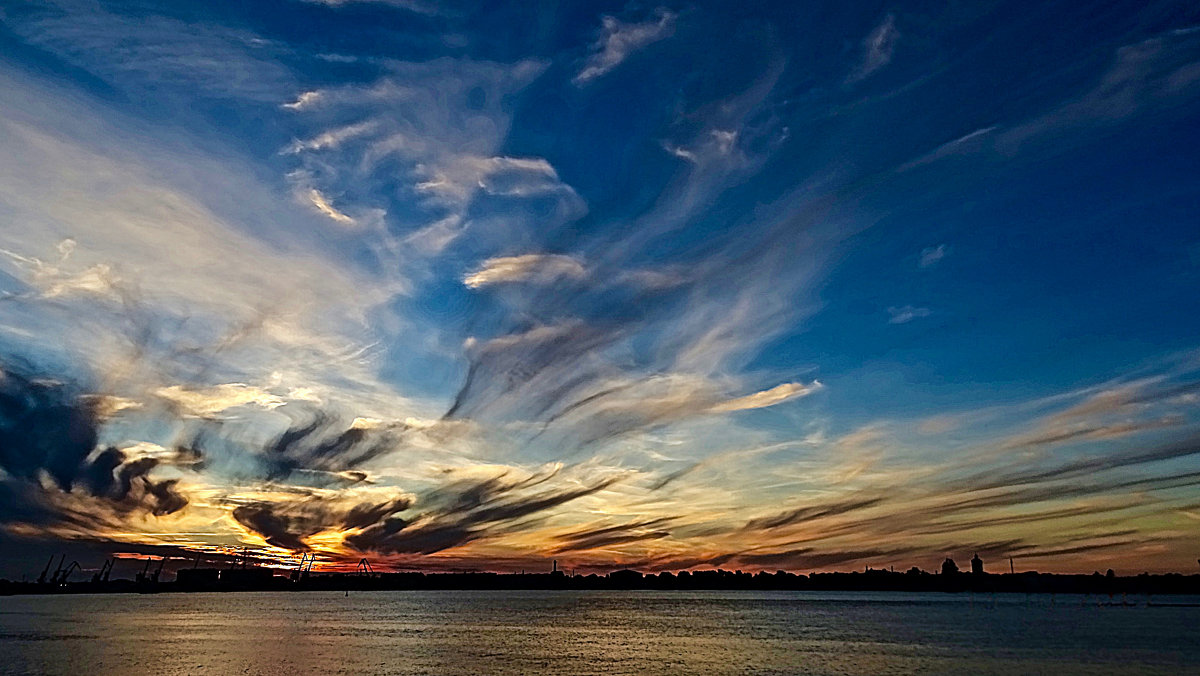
[9,554,1200,596]
[609,569,643,585]
[176,568,219,586]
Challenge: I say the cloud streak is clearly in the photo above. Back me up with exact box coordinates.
[574,9,677,84]
[847,14,899,83]
[345,470,623,555]
[887,305,931,324]
[463,254,587,289]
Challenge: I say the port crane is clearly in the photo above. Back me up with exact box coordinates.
[37,555,61,585]
[291,552,317,581]
[52,561,80,586]
[91,558,114,584]
[133,557,166,585]
[135,558,150,583]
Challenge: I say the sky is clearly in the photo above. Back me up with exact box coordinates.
[1,0,1199,579]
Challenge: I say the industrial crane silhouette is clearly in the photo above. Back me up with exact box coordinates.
[53,561,81,586]
[135,557,165,584]
[291,552,316,582]
[136,558,151,583]
[37,555,82,586]
[37,555,61,585]
[91,558,115,584]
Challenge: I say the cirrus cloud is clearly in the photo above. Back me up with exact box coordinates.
[463,254,588,289]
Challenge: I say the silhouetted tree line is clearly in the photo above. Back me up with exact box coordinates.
[5,564,1200,596]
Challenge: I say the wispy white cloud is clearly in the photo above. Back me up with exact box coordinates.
[898,127,997,172]
[0,65,413,424]
[295,0,442,13]
[919,244,949,268]
[302,187,357,226]
[463,254,586,289]
[664,129,743,166]
[847,14,898,84]
[284,120,379,154]
[887,305,932,324]
[710,381,823,413]
[155,383,287,417]
[574,9,677,85]
[896,26,1200,174]
[437,60,837,463]
[469,156,573,197]
[1002,28,1200,151]
[282,91,323,110]
[896,28,1200,171]
[7,2,293,102]
[280,58,580,258]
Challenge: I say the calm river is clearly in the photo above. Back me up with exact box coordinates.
[1,590,1197,674]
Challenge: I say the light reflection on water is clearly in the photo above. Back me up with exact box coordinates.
[1,591,1197,675]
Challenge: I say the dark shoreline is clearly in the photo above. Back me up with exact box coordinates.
[5,568,1200,597]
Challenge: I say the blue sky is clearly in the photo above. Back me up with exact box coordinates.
[1,0,1199,575]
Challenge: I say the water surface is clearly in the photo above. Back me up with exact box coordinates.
[1,591,1197,675]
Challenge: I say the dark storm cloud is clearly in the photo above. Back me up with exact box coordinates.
[1003,417,1184,449]
[741,497,885,532]
[434,466,562,513]
[550,517,675,554]
[0,366,100,488]
[471,478,619,523]
[261,412,402,478]
[343,496,412,529]
[551,531,670,554]
[952,432,1200,496]
[1127,379,1200,406]
[443,319,736,449]
[1006,537,1161,560]
[735,547,913,569]
[733,537,1034,571]
[909,501,1149,536]
[754,471,1195,554]
[345,473,621,555]
[231,495,413,551]
[445,322,618,422]
[595,551,739,573]
[347,518,478,556]
[232,503,308,550]
[0,362,189,528]
[946,441,1200,510]
[651,552,738,571]
[183,410,406,488]
[648,463,701,491]
[729,534,1096,571]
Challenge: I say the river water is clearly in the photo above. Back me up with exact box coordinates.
[1,590,1197,674]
